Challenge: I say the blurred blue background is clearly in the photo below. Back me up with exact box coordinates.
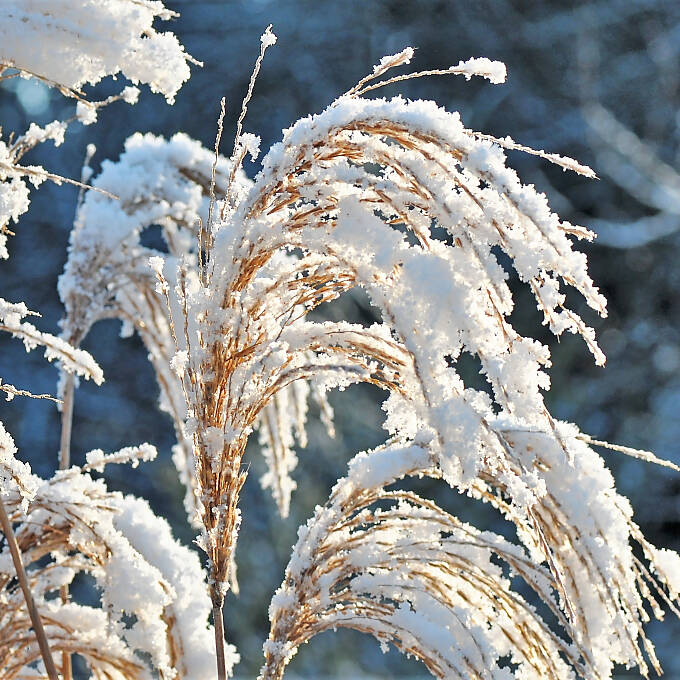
[1,1,679,677]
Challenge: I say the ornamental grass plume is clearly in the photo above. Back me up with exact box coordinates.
[0,3,678,677]
[57,28,680,680]
[1,3,207,679]
[0,439,234,680]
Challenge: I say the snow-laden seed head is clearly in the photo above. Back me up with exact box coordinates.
[60,46,680,679]
[261,440,680,680]
[0,439,237,680]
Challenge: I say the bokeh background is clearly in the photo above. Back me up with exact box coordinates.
[1,1,679,677]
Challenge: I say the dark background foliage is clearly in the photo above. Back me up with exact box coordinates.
[1,1,679,677]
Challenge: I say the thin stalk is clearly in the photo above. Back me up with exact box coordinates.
[58,370,75,680]
[0,496,59,680]
[59,371,75,470]
[212,595,227,680]
[58,583,72,680]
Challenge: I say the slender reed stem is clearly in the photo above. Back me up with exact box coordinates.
[212,595,227,680]
[59,372,75,470]
[0,496,59,680]
[58,370,75,680]
[58,582,72,680]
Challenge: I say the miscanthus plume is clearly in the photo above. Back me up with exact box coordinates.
[1,4,679,679]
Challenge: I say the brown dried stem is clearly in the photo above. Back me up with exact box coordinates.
[0,496,59,680]
[212,596,227,680]
[58,370,75,680]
